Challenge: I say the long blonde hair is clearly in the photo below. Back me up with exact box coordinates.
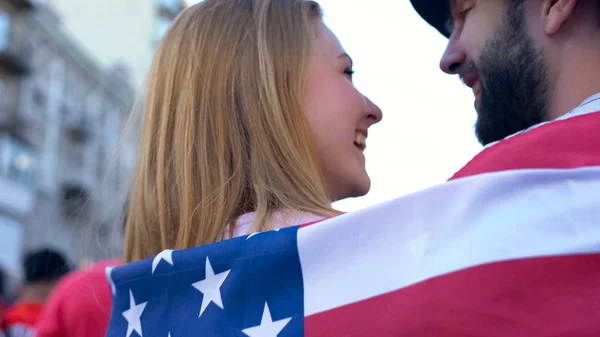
[124,0,340,262]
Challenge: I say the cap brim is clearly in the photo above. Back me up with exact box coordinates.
[410,0,451,38]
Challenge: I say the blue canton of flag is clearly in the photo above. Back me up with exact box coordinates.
[106,227,304,337]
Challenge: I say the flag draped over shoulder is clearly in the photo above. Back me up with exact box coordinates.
[106,111,600,337]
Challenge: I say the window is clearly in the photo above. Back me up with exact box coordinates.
[61,184,89,219]
[0,215,22,276]
[22,41,34,64]
[33,87,46,108]
[0,134,36,187]
[62,133,84,170]
[60,104,68,117]
[96,144,105,179]
[0,11,10,52]
[0,80,5,104]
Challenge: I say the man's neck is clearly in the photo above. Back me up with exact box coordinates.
[547,44,600,120]
[18,283,54,304]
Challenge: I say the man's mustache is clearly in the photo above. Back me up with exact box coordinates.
[459,61,479,86]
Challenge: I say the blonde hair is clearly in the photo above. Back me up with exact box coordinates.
[124,0,340,262]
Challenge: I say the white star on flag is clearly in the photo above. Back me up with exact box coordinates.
[242,302,292,337]
[105,266,116,295]
[192,257,231,317]
[122,290,147,337]
[152,249,174,274]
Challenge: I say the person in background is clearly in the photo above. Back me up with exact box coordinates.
[0,267,6,302]
[3,249,71,337]
[35,212,127,337]
[34,258,122,337]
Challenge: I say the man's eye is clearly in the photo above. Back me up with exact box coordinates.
[445,17,454,35]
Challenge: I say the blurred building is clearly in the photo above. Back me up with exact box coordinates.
[0,0,135,285]
[44,0,187,88]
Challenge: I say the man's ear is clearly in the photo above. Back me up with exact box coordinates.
[542,0,578,35]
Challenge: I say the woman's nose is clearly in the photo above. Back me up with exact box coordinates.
[364,96,382,124]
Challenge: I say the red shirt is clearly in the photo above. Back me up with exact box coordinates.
[4,301,45,337]
[35,259,121,337]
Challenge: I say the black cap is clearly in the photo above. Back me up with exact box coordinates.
[23,248,71,284]
[410,0,452,38]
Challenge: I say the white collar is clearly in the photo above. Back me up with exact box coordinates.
[232,211,325,238]
[559,92,600,119]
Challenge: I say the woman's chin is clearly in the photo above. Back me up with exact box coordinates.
[341,177,372,201]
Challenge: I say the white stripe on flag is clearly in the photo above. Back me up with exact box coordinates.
[298,167,600,316]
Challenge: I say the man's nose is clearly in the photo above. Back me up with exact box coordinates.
[439,38,466,75]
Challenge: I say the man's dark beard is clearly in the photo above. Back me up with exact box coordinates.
[471,2,550,145]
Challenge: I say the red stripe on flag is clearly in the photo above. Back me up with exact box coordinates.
[300,220,326,228]
[300,214,344,229]
[305,253,600,337]
[451,112,600,180]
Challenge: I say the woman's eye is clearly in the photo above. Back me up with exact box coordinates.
[344,69,355,77]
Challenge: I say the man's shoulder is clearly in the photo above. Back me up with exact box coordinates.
[451,111,600,180]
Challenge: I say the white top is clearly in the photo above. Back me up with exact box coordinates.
[230,211,327,238]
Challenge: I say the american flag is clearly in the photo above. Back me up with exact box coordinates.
[106,108,600,337]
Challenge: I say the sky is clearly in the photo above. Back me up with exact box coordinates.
[185,0,483,212]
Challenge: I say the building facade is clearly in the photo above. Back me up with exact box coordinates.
[44,0,186,88]
[0,0,135,287]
